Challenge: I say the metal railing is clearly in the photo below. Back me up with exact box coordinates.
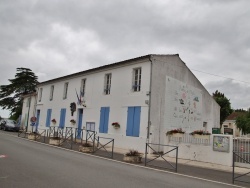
[94,136,114,158]
[168,133,211,145]
[233,151,250,185]
[145,143,178,172]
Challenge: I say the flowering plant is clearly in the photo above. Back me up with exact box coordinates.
[112,122,120,128]
[51,119,56,123]
[70,119,76,124]
[190,130,211,135]
[166,128,185,135]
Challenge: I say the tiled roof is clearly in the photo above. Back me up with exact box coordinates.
[226,112,247,120]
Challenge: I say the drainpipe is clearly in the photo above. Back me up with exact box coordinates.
[147,55,153,143]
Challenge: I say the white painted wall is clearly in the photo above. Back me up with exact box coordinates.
[168,135,233,166]
[149,55,220,146]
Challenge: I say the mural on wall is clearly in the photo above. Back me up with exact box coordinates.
[164,76,203,131]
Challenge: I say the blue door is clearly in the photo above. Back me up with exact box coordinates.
[46,109,52,127]
[99,107,110,133]
[126,106,141,137]
[77,109,83,138]
[59,108,66,128]
[36,110,40,131]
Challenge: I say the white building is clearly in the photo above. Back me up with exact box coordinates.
[21,92,37,132]
[32,54,220,151]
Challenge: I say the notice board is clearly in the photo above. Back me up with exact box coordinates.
[213,135,230,153]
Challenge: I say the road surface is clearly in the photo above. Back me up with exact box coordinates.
[0,132,245,188]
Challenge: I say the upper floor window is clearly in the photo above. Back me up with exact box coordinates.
[81,79,86,97]
[50,85,54,101]
[38,88,43,102]
[63,82,69,99]
[132,68,141,92]
[104,73,112,95]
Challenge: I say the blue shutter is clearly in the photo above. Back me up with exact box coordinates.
[46,109,52,127]
[59,108,66,128]
[126,107,135,136]
[99,107,109,133]
[77,109,83,138]
[99,107,106,133]
[104,107,110,133]
[36,110,40,131]
[126,106,141,137]
[133,107,141,137]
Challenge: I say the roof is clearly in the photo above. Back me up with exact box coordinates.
[225,112,247,120]
[38,54,179,86]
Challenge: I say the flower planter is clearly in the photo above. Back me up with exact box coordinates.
[171,133,184,138]
[193,134,210,140]
[49,138,63,146]
[123,155,143,163]
[28,134,40,140]
[79,145,94,153]
[113,125,120,129]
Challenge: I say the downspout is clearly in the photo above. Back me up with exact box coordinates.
[147,55,153,143]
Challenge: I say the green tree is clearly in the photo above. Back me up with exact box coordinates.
[213,90,233,127]
[236,109,250,135]
[0,68,38,120]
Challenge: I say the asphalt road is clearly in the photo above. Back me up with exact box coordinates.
[0,132,245,188]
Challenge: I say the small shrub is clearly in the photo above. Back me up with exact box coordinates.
[125,150,141,156]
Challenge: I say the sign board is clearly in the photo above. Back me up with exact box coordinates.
[224,128,233,135]
[213,136,230,153]
[31,122,36,126]
[212,128,221,134]
[86,122,95,131]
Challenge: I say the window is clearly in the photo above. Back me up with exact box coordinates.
[39,88,43,102]
[50,85,54,101]
[132,68,141,92]
[81,79,86,97]
[63,82,68,99]
[104,74,112,95]
[126,106,141,137]
[99,107,110,133]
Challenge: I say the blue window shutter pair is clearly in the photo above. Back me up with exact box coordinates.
[46,109,52,127]
[59,108,66,128]
[99,107,110,133]
[126,106,141,137]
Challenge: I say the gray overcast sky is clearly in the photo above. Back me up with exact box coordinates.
[0,0,250,117]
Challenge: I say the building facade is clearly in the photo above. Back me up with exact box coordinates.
[31,54,220,151]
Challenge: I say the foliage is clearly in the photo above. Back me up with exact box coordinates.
[212,90,233,126]
[0,68,38,120]
[51,119,56,123]
[81,142,92,147]
[236,109,250,135]
[112,122,120,127]
[166,128,185,135]
[70,119,76,124]
[125,150,141,156]
[190,130,211,135]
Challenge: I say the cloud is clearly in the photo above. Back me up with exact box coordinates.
[0,0,250,116]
